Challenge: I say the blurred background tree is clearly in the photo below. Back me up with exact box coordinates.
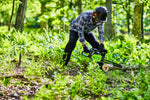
[0,0,150,40]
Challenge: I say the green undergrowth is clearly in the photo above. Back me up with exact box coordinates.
[0,26,150,99]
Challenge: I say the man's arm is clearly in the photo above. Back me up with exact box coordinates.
[77,16,90,52]
[98,23,105,44]
[77,16,86,46]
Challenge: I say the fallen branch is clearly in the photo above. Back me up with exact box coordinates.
[0,74,25,79]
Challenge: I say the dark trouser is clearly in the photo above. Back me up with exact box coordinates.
[63,30,101,66]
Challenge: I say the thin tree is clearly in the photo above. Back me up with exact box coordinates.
[122,0,131,34]
[141,2,144,39]
[8,0,15,31]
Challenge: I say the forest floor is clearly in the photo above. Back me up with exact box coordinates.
[0,67,42,100]
[0,27,149,99]
[0,64,143,100]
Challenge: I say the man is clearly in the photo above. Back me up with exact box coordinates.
[62,6,108,66]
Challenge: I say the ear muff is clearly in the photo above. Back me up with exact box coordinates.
[94,12,97,16]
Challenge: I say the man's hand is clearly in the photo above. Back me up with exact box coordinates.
[82,43,90,53]
[83,45,90,53]
[99,43,107,57]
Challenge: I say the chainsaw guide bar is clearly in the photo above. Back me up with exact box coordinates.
[82,48,148,71]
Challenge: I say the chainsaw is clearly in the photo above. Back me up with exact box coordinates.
[82,48,123,71]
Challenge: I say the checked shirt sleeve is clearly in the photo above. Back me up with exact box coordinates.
[77,16,85,43]
[98,23,105,42]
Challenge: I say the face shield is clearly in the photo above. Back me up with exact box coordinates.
[97,13,107,23]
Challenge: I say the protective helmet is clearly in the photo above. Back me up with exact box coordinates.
[95,6,108,22]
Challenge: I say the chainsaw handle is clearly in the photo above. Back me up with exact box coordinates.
[82,51,90,57]
[82,51,87,57]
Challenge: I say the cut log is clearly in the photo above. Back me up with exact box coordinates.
[102,64,112,71]
[102,64,149,71]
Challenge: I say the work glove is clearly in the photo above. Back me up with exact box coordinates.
[83,45,90,53]
[99,43,105,51]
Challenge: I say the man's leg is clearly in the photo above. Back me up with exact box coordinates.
[62,30,78,66]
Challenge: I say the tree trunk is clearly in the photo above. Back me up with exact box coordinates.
[127,12,130,34]
[40,3,49,30]
[69,0,73,9]
[14,0,27,32]
[141,2,144,40]
[133,0,142,41]
[104,0,112,40]
[8,0,15,31]
[127,0,131,34]
[77,0,82,14]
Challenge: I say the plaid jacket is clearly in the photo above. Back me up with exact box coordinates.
[70,11,105,43]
